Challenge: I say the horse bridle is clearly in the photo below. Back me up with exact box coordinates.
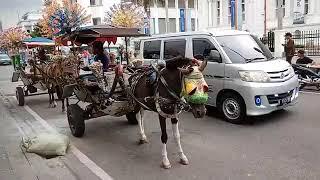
[126,64,190,118]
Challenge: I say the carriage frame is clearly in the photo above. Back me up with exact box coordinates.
[61,25,146,137]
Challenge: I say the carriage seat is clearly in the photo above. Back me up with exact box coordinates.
[79,73,97,82]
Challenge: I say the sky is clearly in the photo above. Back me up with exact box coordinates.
[0,0,42,29]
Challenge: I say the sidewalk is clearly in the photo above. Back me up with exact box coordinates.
[0,91,102,180]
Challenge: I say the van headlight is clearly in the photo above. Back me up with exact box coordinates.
[239,71,270,82]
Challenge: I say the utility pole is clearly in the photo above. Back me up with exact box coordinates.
[184,0,189,31]
[276,0,283,30]
[165,0,169,33]
[235,0,238,30]
[264,0,267,35]
[0,20,2,32]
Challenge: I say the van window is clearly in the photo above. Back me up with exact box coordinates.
[164,39,186,59]
[216,35,273,64]
[192,39,217,60]
[143,40,161,59]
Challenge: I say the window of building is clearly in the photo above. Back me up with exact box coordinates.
[168,0,175,8]
[217,0,221,25]
[164,39,186,59]
[169,18,176,33]
[228,0,231,24]
[192,38,217,60]
[189,0,194,8]
[178,0,194,8]
[305,0,309,14]
[242,0,245,22]
[92,17,101,25]
[143,40,161,59]
[150,18,155,35]
[157,0,165,7]
[158,18,166,34]
[191,18,195,31]
[178,0,184,8]
[90,0,102,6]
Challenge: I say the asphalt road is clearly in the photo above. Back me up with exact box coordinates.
[1,65,320,180]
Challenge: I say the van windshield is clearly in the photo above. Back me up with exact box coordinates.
[215,34,274,64]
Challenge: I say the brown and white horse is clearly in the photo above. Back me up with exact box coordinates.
[42,55,80,111]
[130,57,208,169]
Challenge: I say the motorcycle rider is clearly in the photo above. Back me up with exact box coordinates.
[296,50,315,65]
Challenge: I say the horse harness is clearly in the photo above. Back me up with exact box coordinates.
[129,65,190,119]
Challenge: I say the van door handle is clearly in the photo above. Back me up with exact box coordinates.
[214,76,224,79]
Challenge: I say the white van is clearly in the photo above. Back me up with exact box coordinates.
[135,30,299,123]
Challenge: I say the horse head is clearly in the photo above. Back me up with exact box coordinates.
[165,56,209,118]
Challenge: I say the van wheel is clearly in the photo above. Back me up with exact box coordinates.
[219,93,246,124]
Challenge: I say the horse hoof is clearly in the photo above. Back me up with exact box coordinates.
[179,158,189,165]
[161,162,171,169]
[138,139,148,145]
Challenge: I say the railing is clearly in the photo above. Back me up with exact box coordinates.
[292,30,320,56]
[261,31,275,52]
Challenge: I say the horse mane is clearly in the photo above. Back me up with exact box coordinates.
[165,56,192,70]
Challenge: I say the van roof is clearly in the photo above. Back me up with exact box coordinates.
[135,30,250,40]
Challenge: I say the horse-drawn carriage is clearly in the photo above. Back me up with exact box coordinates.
[12,37,79,111]
[62,25,209,169]
[61,25,146,137]
[12,37,56,106]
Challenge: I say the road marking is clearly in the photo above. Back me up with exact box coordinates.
[299,91,320,95]
[24,105,113,180]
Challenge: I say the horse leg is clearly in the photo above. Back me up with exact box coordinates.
[66,98,69,107]
[61,98,65,112]
[159,115,171,169]
[171,118,189,165]
[137,109,148,144]
[48,90,52,108]
[51,89,57,108]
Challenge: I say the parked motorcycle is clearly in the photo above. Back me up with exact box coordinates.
[292,64,320,91]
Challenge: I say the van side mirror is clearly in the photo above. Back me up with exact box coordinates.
[208,50,222,63]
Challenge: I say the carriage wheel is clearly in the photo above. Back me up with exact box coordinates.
[67,104,85,137]
[16,87,25,106]
[126,112,138,125]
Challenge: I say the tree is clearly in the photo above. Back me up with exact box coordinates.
[39,0,90,38]
[39,0,60,38]
[0,27,30,52]
[105,2,146,28]
[30,23,43,38]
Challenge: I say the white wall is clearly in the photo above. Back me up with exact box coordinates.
[76,0,120,25]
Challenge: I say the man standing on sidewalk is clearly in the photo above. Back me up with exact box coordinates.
[283,32,295,64]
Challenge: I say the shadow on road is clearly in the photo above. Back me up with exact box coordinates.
[205,105,293,126]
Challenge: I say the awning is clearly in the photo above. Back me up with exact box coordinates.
[23,37,55,48]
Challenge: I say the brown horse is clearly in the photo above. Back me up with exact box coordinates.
[43,55,80,112]
[130,57,208,169]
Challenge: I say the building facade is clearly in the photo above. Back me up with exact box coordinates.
[202,0,320,36]
[17,11,42,32]
[148,0,199,34]
[74,0,120,26]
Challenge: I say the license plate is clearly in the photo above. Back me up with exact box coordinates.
[278,96,291,106]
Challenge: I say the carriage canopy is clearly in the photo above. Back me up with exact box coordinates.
[59,25,147,46]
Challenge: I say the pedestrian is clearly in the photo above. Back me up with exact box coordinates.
[92,41,109,71]
[282,32,295,64]
[296,50,314,65]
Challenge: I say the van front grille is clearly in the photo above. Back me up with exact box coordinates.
[266,90,294,104]
[267,69,291,82]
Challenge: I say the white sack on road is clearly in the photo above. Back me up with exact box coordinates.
[21,133,70,157]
